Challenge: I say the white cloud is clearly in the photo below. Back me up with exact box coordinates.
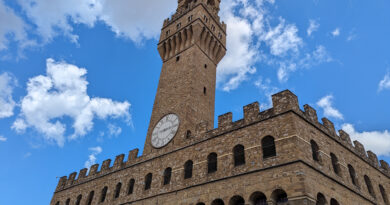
[0,72,17,118]
[254,77,280,109]
[0,135,7,142]
[84,146,102,169]
[342,123,390,157]
[378,72,390,92]
[307,19,319,36]
[331,28,340,37]
[108,123,122,137]
[12,58,131,147]
[317,95,344,120]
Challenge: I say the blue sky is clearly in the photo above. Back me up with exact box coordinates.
[0,0,390,204]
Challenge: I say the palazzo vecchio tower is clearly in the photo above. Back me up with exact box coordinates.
[51,0,390,205]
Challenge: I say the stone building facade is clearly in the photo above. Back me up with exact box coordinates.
[50,0,390,205]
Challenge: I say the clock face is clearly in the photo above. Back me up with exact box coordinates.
[151,114,180,148]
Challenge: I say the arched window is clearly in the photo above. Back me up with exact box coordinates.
[184,160,193,179]
[163,167,172,185]
[311,140,320,162]
[197,203,206,205]
[348,164,358,186]
[262,136,276,159]
[330,153,341,176]
[250,192,267,205]
[186,130,192,138]
[364,175,376,198]
[271,189,288,204]
[233,145,245,166]
[87,191,94,205]
[145,173,153,190]
[65,198,70,205]
[316,193,327,205]
[211,199,225,205]
[229,195,245,205]
[380,184,390,205]
[100,186,108,202]
[55,202,59,205]
[330,199,339,205]
[127,179,135,195]
[208,153,218,173]
[75,195,82,205]
[114,182,122,198]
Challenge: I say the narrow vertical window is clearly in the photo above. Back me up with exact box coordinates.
[65,198,70,205]
[163,168,172,185]
[262,136,276,159]
[330,153,341,176]
[233,145,245,166]
[203,87,207,95]
[75,195,82,205]
[176,55,180,62]
[100,186,108,202]
[348,165,358,186]
[114,182,122,199]
[365,175,376,198]
[204,64,207,69]
[55,202,59,205]
[208,153,218,173]
[127,179,135,195]
[87,191,94,205]
[380,184,390,205]
[145,173,153,190]
[184,160,193,179]
[310,140,320,162]
[186,130,192,138]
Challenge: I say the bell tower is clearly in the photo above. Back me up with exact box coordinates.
[143,0,226,155]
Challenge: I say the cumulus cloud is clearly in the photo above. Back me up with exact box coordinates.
[108,123,122,137]
[12,59,131,147]
[331,28,340,37]
[0,135,7,142]
[0,72,17,118]
[84,146,102,169]
[342,124,390,157]
[317,95,344,120]
[378,72,390,92]
[307,20,319,36]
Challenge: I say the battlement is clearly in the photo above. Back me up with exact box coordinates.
[55,90,389,192]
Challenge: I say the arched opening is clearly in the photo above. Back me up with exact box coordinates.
[330,199,339,205]
[87,191,94,205]
[145,173,153,190]
[271,189,288,204]
[311,140,320,162]
[197,203,206,205]
[114,182,122,198]
[208,153,218,173]
[229,195,245,205]
[55,202,59,205]
[316,193,327,205]
[207,0,215,6]
[186,130,192,138]
[184,160,193,179]
[364,175,376,198]
[380,184,390,205]
[233,144,245,166]
[250,192,267,205]
[212,199,225,205]
[262,136,276,159]
[330,153,341,176]
[163,167,172,185]
[65,198,70,205]
[127,178,135,195]
[100,186,108,202]
[75,195,82,205]
[348,164,358,186]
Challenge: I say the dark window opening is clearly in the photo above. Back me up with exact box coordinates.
[114,182,122,199]
[184,160,193,179]
[316,193,327,205]
[186,130,192,138]
[330,199,340,205]
[127,179,135,195]
[330,153,341,176]
[176,55,180,62]
[55,202,59,205]
[310,140,320,162]
[145,173,152,190]
[177,23,181,30]
[380,184,390,205]
[204,64,207,69]
[365,175,376,198]
[163,168,172,185]
[262,136,276,159]
[208,153,218,173]
[229,195,245,205]
[271,189,288,204]
[196,203,206,205]
[87,191,94,205]
[233,145,245,166]
[100,186,108,202]
[75,195,82,205]
[211,199,225,205]
[348,165,358,186]
[250,192,267,205]
[203,87,207,95]
[65,199,70,205]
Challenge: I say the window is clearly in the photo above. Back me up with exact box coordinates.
[100,186,108,202]
[145,173,153,190]
[250,192,267,205]
[330,199,340,205]
[204,64,207,69]
[229,195,245,205]
[330,153,341,176]
[196,203,206,205]
[55,202,59,205]
[316,193,327,205]
[114,182,122,198]
[65,199,70,205]
[211,199,225,205]
[87,191,94,205]
[380,184,390,205]
[163,168,172,185]
[188,15,193,22]
[262,136,276,159]
[127,179,135,195]
[176,55,180,62]
[75,195,82,205]
[348,164,358,186]
[186,130,192,138]
[233,145,245,166]
[271,189,288,203]
[310,140,320,162]
[208,153,218,173]
[203,87,207,95]
[184,160,193,179]
[177,23,182,30]
[364,175,376,198]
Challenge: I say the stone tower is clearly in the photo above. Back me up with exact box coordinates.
[143,0,226,155]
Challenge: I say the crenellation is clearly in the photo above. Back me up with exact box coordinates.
[338,130,352,146]
[303,104,318,123]
[114,154,125,168]
[127,149,139,164]
[243,102,260,123]
[77,168,88,180]
[66,172,77,186]
[272,90,300,114]
[88,164,99,176]
[353,140,367,158]
[56,176,67,191]
[380,160,390,172]
[366,151,379,168]
[321,117,337,137]
[218,112,232,128]
[101,159,112,172]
